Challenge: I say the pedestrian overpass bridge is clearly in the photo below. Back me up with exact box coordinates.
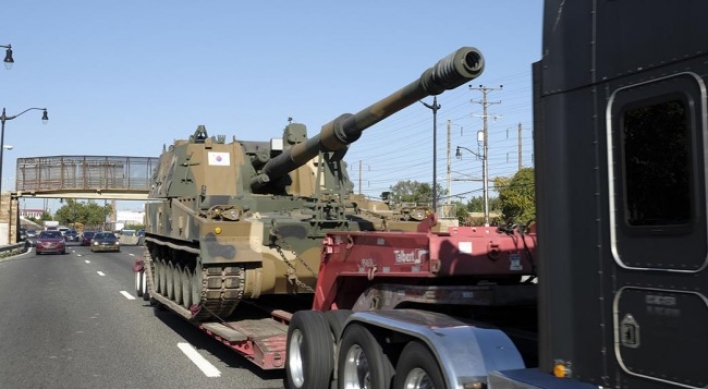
[11,155,158,200]
[0,155,159,245]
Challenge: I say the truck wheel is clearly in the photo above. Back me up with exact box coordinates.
[141,270,148,299]
[286,311,333,389]
[338,324,393,389]
[135,271,144,297]
[143,263,152,302]
[392,341,444,389]
[325,309,352,341]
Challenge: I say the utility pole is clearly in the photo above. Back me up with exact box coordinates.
[518,122,523,171]
[446,120,452,217]
[421,97,441,213]
[358,160,362,195]
[470,84,502,227]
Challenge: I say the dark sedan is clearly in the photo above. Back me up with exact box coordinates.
[90,232,120,253]
[64,229,79,242]
[80,231,96,246]
[35,230,66,255]
[25,230,38,247]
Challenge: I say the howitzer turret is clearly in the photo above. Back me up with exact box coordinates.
[142,47,485,323]
[250,46,484,189]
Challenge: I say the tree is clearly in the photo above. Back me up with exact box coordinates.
[494,167,535,226]
[465,195,501,213]
[388,180,448,205]
[55,199,82,226]
[40,211,52,221]
[54,200,112,227]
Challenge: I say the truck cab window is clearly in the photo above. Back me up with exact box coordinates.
[622,98,691,226]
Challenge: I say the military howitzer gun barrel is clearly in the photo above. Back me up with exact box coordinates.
[251,46,485,190]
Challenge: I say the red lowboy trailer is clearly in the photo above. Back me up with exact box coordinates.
[135,214,537,382]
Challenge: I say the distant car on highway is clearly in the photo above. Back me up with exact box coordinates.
[80,231,96,246]
[91,232,120,253]
[64,229,79,242]
[35,230,66,255]
[25,230,38,247]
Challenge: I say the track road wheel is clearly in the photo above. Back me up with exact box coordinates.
[135,270,144,297]
[152,260,161,294]
[393,341,445,389]
[181,267,192,309]
[173,264,183,306]
[158,260,167,295]
[191,267,203,308]
[166,262,175,300]
[338,324,393,389]
[286,311,334,389]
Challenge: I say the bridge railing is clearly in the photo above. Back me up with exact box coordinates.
[14,156,158,192]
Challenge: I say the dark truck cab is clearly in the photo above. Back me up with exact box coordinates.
[491,1,708,389]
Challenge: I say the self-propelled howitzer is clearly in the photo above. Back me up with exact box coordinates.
[141,47,484,322]
[251,46,484,189]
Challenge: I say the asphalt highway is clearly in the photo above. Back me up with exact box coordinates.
[0,242,284,389]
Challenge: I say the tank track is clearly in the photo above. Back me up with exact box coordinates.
[144,239,244,321]
[192,265,244,320]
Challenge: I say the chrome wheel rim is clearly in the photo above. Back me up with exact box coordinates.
[342,344,370,389]
[402,367,433,389]
[288,328,305,388]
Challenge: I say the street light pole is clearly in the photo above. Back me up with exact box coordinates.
[456,145,489,226]
[421,96,441,212]
[0,107,48,242]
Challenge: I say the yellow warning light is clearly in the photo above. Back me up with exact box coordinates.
[215,227,222,234]
[553,364,567,378]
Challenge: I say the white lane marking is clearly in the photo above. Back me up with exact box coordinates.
[77,254,82,257]
[85,260,90,264]
[129,253,135,257]
[97,271,106,276]
[120,291,136,300]
[177,343,221,377]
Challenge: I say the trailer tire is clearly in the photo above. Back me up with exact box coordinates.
[141,270,148,299]
[393,341,444,389]
[338,324,393,389]
[143,265,152,302]
[286,311,333,389]
[135,271,144,297]
[325,309,352,341]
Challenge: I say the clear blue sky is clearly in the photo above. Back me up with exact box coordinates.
[2,1,544,212]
